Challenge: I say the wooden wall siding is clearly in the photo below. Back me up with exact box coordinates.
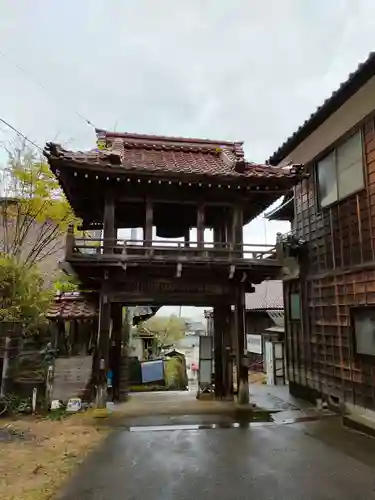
[245,311,274,334]
[287,116,375,409]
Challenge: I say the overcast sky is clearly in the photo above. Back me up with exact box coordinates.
[1,1,375,319]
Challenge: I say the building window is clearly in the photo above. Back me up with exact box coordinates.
[317,130,364,208]
[352,308,375,356]
[290,293,301,321]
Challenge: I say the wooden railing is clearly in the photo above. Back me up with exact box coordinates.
[66,235,278,263]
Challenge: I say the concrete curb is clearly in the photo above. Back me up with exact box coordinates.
[343,415,375,438]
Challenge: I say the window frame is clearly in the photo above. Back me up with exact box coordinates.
[316,128,365,209]
[289,292,301,322]
[350,306,375,360]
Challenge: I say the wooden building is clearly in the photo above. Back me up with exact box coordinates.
[47,295,160,401]
[244,280,284,334]
[205,280,284,371]
[268,52,375,415]
[44,129,303,406]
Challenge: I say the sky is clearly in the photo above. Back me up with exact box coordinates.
[1,0,375,319]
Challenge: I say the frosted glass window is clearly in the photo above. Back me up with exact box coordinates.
[317,130,364,208]
[353,309,375,356]
[337,131,364,199]
[317,151,337,207]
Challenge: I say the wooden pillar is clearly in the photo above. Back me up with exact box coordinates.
[144,199,153,246]
[213,307,224,399]
[197,204,205,249]
[111,304,123,402]
[103,195,116,254]
[222,305,234,399]
[118,307,131,402]
[234,288,249,404]
[184,228,190,248]
[65,224,75,257]
[50,321,59,351]
[213,225,223,248]
[96,291,111,409]
[225,209,233,248]
[233,205,243,254]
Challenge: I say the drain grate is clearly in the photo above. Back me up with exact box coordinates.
[128,422,274,432]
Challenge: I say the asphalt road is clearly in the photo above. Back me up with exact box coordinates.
[58,417,375,500]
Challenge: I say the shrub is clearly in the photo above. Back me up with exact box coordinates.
[0,254,53,336]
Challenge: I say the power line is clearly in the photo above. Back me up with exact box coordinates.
[0,117,43,152]
[0,49,96,129]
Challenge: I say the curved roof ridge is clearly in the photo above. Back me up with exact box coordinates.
[96,128,243,150]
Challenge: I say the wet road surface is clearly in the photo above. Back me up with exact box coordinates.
[58,416,375,500]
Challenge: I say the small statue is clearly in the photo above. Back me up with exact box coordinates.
[39,342,59,364]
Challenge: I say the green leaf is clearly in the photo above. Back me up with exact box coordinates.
[0,253,54,336]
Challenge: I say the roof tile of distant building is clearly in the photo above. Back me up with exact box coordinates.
[245,280,283,311]
[47,292,97,319]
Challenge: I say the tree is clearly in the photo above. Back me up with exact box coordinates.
[0,139,78,269]
[0,254,52,335]
[53,272,80,293]
[0,139,78,333]
[143,314,186,345]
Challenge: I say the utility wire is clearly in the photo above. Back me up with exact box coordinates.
[0,117,43,152]
[0,49,96,129]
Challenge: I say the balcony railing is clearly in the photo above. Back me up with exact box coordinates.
[66,235,278,265]
[276,229,296,243]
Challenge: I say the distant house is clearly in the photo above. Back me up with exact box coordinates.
[244,280,284,372]
[268,52,375,415]
[204,279,284,358]
[130,326,159,361]
[184,319,206,336]
[245,280,284,334]
[205,280,283,333]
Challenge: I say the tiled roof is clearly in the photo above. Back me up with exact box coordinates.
[47,292,98,319]
[45,129,305,183]
[132,306,160,326]
[268,52,375,165]
[264,191,294,221]
[47,296,160,323]
[245,280,283,311]
[204,280,284,317]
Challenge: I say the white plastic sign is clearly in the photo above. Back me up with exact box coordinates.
[246,334,262,354]
[66,398,82,412]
